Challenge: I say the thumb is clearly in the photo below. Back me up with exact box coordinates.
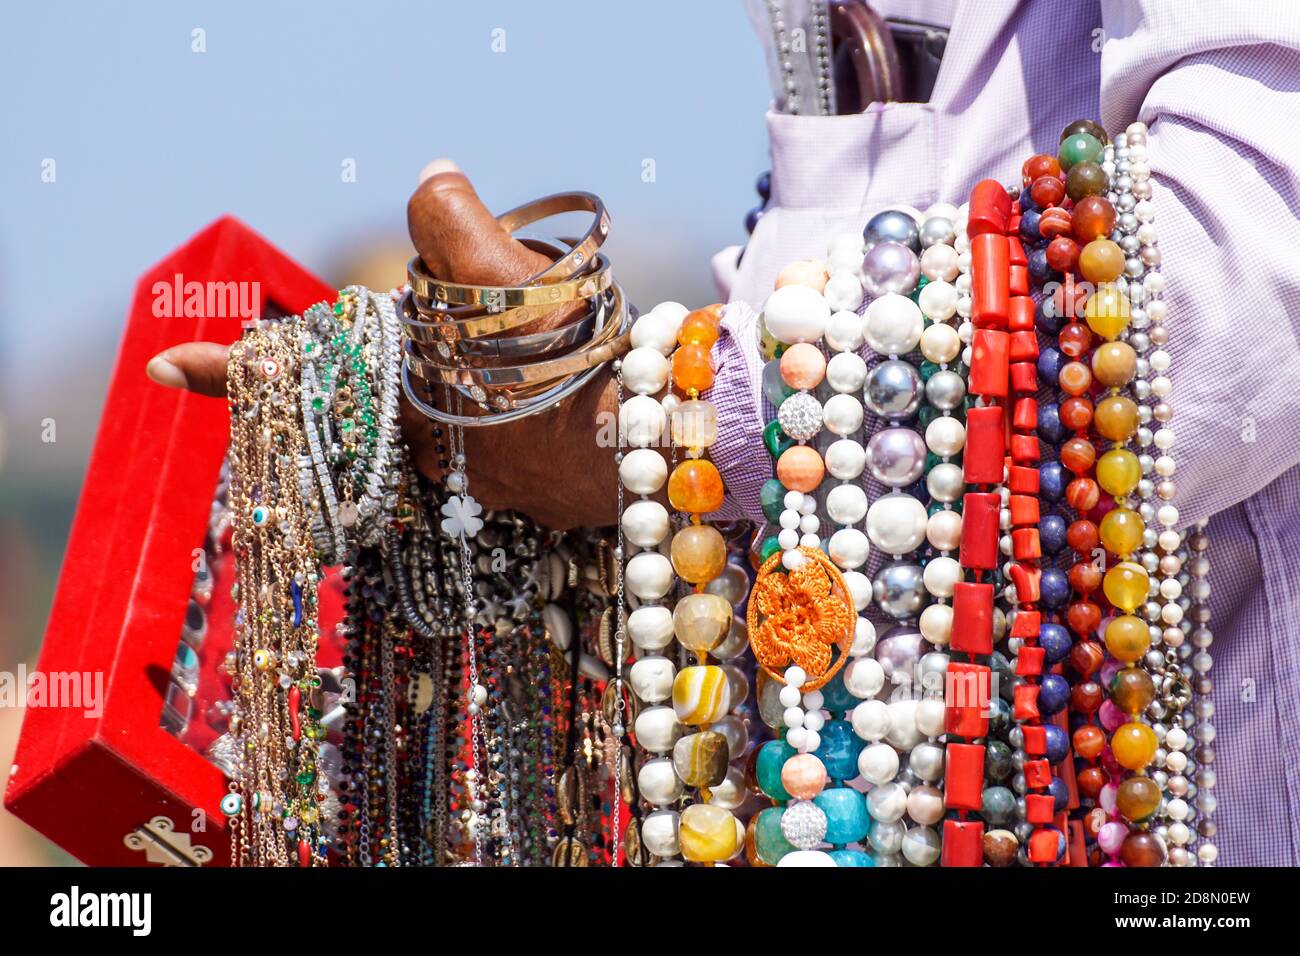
[408,158,552,288]
[146,342,231,397]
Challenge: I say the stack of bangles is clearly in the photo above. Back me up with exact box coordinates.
[400,191,634,426]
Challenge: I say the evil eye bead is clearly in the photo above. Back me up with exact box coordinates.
[220,792,243,817]
[251,505,271,526]
[253,648,272,671]
[260,358,281,379]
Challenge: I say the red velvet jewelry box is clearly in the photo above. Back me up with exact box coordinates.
[5,217,341,866]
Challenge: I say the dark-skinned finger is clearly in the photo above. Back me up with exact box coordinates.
[146,342,231,397]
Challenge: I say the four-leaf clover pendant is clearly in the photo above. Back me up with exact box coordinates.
[440,493,484,539]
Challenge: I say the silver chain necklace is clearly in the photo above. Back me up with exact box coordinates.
[766,0,833,116]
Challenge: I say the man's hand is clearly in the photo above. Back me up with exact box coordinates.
[147,159,620,529]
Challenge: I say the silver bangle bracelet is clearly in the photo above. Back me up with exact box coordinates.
[401,357,608,428]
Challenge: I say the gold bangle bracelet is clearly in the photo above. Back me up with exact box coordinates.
[404,285,630,390]
[403,254,606,343]
[492,191,609,280]
[406,191,609,308]
[402,289,603,365]
[407,252,613,312]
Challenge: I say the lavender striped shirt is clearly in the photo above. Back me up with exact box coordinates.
[709,0,1300,865]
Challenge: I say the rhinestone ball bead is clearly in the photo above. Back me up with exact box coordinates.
[779,799,829,850]
[777,392,824,442]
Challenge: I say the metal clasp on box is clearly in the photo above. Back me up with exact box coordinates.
[123,815,213,866]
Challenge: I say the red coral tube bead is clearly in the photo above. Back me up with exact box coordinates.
[942,820,985,867]
[963,406,1005,483]
[951,581,995,654]
[944,743,987,811]
[968,179,1012,236]
[945,662,991,738]
[969,329,1009,397]
[958,494,1000,571]
[971,234,1010,328]
[1008,294,1036,331]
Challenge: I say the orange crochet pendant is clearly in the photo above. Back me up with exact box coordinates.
[746,547,856,691]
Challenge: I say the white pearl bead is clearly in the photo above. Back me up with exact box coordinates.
[634,705,683,753]
[779,684,802,708]
[823,393,864,436]
[801,689,824,710]
[625,552,673,600]
[826,483,868,525]
[824,271,864,312]
[866,493,928,555]
[851,699,890,743]
[920,322,961,363]
[915,698,946,737]
[628,604,674,651]
[926,509,963,551]
[619,394,667,448]
[844,572,872,612]
[920,242,960,282]
[799,512,820,535]
[777,527,799,550]
[782,549,807,570]
[779,508,801,530]
[785,665,807,688]
[825,438,867,480]
[629,656,676,703]
[798,495,818,515]
[925,201,959,222]
[763,284,830,344]
[864,293,924,356]
[923,556,961,598]
[803,710,826,733]
[858,742,900,784]
[783,706,805,729]
[826,244,864,275]
[925,415,966,456]
[777,850,837,867]
[629,311,678,355]
[620,346,670,395]
[828,527,870,569]
[641,808,680,856]
[785,726,808,750]
[927,461,965,503]
[621,499,670,548]
[919,602,953,645]
[885,700,923,749]
[799,532,821,549]
[918,279,958,321]
[619,447,667,495]
[851,615,877,656]
[638,756,684,805]
[783,490,804,510]
[844,657,885,699]
[826,350,868,392]
[909,742,945,781]
[825,310,867,353]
